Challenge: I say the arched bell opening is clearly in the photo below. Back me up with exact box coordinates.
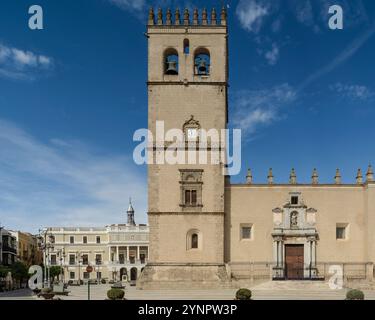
[164,48,179,75]
[194,47,210,76]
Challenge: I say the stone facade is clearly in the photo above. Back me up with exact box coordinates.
[9,231,42,267]
[139,7,229,289]
[139,7,375,289]
[227,176,375,288]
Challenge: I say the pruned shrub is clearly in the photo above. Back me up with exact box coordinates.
[41,287,53,294]
[346,289,365,300]
[107,288,125,300]
[235,288,252,300]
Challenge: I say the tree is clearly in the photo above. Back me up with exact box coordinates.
[10,262,29,281]
[0,266,11,278]
[49,266,63,282]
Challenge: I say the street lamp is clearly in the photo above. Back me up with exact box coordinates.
[39,228,54,288]
[57,248,66,284]
[76,252,82,285]
[95,257,101,284]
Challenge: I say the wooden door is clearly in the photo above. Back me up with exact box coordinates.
[285,245,304,280]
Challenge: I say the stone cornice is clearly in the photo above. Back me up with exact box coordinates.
[228,184,366,188]
[147,81,228,86]
[146,262,226,267]
[148,211,224,215]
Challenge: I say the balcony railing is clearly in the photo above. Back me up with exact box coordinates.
[2,245,17,254]
[108,259,147,266]
[60,259,148,267]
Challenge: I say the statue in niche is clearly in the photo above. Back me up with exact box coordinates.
[290,211,298,228]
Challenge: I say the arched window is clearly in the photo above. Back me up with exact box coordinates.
[187,229,201,250]
[191,233,198,249]
[164,48,179,75]
[194,47,210,76]
[183,39,190,54]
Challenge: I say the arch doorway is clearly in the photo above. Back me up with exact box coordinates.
[120,268,128,281]
[130,268,138,281]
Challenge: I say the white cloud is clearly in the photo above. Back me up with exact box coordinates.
[236,0,270,33]
[289,0,315,26]
[0,43,53,80]
[330,83,374,100]
[265,43,280,65]
[236,0,369,35]
[109,0,146,12]
[0,119,147,233]
[232,84,297,136]
[38,55,52,67]
[11,49,38,67]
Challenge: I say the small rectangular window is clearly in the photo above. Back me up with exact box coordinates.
[50,254,57,265]
[291,196,299,205]
[184,190,197,206]
[69,254,75,265]
[69,236,74,244]
[83,272,90,279]
[95,254,102,265]
[336,224,348,240]
[241,225,252,240]
[191,190,197,205]
[185,190,191,205]
[70,272,75,279]
[183,39,190,54]
[83,236,87,244]
[96,236,101,244]
[82,254,89,265]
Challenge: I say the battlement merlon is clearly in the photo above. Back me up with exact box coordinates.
[147,7,227,30]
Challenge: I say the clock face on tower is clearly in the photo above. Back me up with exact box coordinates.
[187,128,198,140]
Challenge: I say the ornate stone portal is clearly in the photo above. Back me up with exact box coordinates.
[272,193,319,280]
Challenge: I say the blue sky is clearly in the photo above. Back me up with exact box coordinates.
[0,0,374,232]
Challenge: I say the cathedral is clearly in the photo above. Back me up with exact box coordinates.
[138,7,375,289]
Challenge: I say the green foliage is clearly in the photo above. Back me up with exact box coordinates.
[235,288,252,300]
[346,289,365,300]
[0,266,11,278]
[49,266,62,281]
[10,262,28,280]
[107,288,125,300]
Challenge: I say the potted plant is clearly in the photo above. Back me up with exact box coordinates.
[346,289,365,300]
[235,288,252,300]
[38,287,55,300]
[107,288,125,300]
[32,288,42,295]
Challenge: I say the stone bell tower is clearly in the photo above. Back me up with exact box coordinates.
[138,7,229,289]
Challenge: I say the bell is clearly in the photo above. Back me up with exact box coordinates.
[165,60,178,75]
[197,60,208,74]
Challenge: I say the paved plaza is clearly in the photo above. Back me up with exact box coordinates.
[1,281,375,300]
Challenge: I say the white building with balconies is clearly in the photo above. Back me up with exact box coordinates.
[42,201,149,284]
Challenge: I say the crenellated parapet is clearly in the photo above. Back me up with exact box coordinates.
[148,7,227,27]
[243,165,374,185]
